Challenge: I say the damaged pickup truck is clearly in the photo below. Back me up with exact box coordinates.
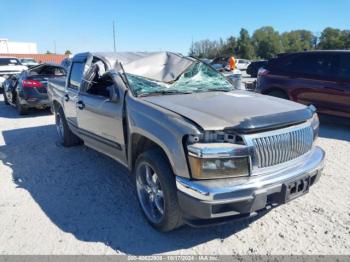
[48,52,325,231]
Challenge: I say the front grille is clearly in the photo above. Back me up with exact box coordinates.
[252,126,313,168]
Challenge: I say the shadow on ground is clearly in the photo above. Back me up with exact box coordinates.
[0,125,267,255]
[0,99,52,119]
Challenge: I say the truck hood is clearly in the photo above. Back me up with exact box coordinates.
[142,90,313,132]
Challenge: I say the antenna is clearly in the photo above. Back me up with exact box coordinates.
[113,20,116,53]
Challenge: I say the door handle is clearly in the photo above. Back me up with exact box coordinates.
[64,94,69,102]
[76,101,85,110]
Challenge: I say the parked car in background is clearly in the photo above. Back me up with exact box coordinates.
[199,58,212,64]
[48,51,324,232]
[3,63,66,115]
[0,57,27,93]
[256,50,350,119]
[235,59,251,71]
[210,57,230,71]
[247,60,268,77]
[19,58,39,68]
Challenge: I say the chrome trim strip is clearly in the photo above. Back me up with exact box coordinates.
[176,146,324,201]
[187,143,251,159]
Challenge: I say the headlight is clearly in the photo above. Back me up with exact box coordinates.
[188,156,249,179]
[310,113,319,139]
[187,143,250,179]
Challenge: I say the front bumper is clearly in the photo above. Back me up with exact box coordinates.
[176,146,325,225]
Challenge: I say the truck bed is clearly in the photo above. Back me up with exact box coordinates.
[47,77,66,104]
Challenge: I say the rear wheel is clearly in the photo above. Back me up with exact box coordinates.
[266,90,289,100]
[135,149,183,232]
[55,106,82,146]
[3,91,9,105]
[16,96,28,115]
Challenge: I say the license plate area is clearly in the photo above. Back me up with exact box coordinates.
[282,176,310,203]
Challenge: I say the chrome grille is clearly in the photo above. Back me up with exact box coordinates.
[252,126,313,168]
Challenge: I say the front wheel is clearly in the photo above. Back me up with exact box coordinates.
[135,149,183,232]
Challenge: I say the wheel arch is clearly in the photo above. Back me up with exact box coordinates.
[129,133,175,175]
[52,100,62,112]
[263,87,290,99]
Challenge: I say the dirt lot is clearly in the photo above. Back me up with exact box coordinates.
[0,96,349,255]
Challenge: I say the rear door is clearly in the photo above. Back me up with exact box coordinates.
[64,56,88,126]
[279,52,340,114]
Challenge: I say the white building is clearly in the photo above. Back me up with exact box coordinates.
[0,38,38,54]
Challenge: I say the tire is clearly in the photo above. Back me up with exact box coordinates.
[134,149,183,232]
[267,90,289,100]
[16,96,28,115]
[55,106,82,147]
[3,91,9,105]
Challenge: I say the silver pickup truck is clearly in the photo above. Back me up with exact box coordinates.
[48,52,325,231]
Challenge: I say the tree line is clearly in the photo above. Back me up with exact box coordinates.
[189,27,350,60]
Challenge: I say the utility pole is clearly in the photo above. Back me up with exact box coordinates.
[113,20,116,53]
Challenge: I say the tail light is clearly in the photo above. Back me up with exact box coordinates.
[258,68,269,76]
[22,79,43,88]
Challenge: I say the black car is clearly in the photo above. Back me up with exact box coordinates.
[246,60,268,77]
[3,63,66,115]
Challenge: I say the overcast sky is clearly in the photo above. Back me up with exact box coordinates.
[1,0,350,55]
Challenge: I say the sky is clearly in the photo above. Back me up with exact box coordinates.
[1,0,350,55]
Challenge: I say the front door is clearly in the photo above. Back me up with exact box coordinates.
[76,75,127,165]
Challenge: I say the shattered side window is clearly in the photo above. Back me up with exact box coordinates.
[127,62,233,96]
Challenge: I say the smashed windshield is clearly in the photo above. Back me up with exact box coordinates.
[127,62,234,97]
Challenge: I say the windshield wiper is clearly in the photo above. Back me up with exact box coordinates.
[138,90,193,97]
[196,88,231,93]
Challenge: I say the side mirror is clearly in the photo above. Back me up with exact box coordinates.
[107,85,119,102]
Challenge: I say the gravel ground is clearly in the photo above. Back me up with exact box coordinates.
[0,95,349,255]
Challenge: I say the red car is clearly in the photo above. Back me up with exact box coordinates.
[256,50,350,119]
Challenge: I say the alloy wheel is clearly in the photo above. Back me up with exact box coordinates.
[136,162,165,223]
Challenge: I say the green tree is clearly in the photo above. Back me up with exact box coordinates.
[252,26,283,59]
[64,50,72,55]
[189,39,224,58]
[236,28,255,59]
[281,30,315,52]
[220,36,238,57]
[46,50,52,54]
[318,27,348,49]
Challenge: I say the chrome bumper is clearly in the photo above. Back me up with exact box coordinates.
[176,146,324,221]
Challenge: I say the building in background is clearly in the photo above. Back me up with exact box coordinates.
[0,38,38,54]
[1,53,67,64]
[0,38,67,64]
